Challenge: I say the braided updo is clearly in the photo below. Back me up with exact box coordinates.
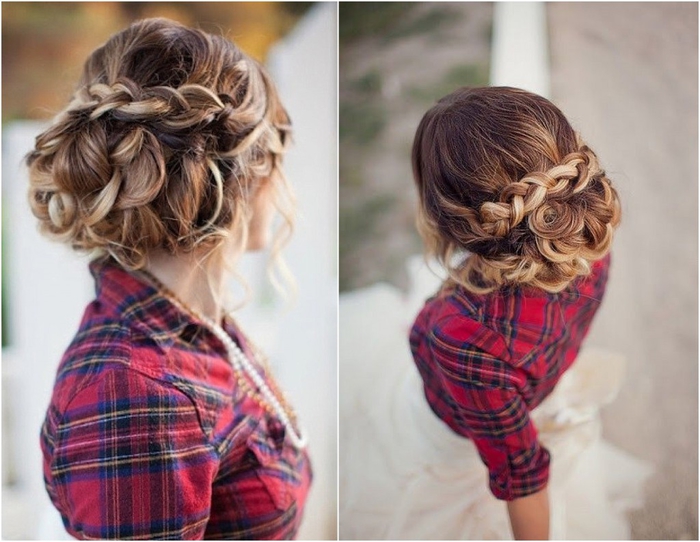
[26,18,293,272]
[412,86,621,294]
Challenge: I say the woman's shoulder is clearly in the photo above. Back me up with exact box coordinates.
[48,297,241,445]
[411,252,612,369]
[49,305,178,415]
[411,286,513,366]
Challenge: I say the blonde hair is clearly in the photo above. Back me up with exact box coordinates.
[412,86,621,294]
[26,18,295,298]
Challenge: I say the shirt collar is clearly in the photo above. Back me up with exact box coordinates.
[89,256,223,353]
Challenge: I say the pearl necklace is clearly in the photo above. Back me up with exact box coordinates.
[197,314,308,449]
[138,270,308,450]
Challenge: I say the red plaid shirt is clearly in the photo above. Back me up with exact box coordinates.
[40,257,312,540]
[409,254,611,501]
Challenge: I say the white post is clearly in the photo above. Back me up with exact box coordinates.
[490,2,550,98]
[265,4,338,539]
[3,120,94,539]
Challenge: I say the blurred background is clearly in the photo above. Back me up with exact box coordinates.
[2,2,336,540]
[340,2,492,291]
[339,1,697,539]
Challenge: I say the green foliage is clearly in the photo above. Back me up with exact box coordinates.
[339,194,395,291]
[348,70,383,96]
[340,3,460,46]
[339,2,417,45]
[278,2,314,17]
[340,162,366,189]
[339,3,493,291]
[339,101,385,145]
[408,63,490,104]
[383,7,455,42]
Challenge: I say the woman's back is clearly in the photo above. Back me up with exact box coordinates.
[410,254,610,501]
[41,257,312,540]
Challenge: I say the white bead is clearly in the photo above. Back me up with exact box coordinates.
[199,315,307,449]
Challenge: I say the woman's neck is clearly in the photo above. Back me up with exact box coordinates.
[144,249,225,324]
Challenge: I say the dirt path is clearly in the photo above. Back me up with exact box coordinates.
[548,3,698,538]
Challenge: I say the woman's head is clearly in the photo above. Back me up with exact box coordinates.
[412,86,621,294]
[26,17,294,273]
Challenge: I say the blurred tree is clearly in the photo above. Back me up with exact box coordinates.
[2,2,312,122]
[338,2,492,291]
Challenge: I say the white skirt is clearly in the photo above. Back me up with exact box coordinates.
[339,258,654,540]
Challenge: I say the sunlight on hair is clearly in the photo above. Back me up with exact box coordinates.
[25,17,297,307]
[412,86,621,294]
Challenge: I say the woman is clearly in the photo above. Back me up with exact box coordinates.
[340,87,652,539]
[28,18,311,540]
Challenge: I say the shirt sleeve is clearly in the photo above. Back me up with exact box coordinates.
[49,368,219,540]
[429,324,551,501]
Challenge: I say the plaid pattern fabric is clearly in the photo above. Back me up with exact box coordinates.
[40,257,312,540]
[409,254,611,501]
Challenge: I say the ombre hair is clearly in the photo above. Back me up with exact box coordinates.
[26,18,295,299]
[412,86,621,294]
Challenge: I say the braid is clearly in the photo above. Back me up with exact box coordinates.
[27,18,294,274]
[413,86,622,294]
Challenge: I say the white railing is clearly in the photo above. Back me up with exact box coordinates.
[490,2,550,97]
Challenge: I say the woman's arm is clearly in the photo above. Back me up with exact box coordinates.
[507,485,550,540]
[48,368,219,540]
[427,321,552,535]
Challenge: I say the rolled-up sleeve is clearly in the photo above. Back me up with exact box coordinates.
[452,384,550,500]
[47,368,219,539]
[429,325,550,501]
